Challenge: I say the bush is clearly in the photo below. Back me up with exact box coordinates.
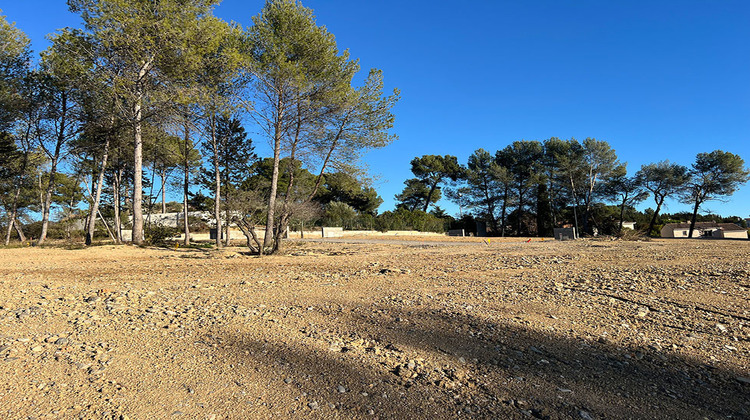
[187,215,210,232]
[374,209,446,233]
[145,223,179,246]
[323,201,358,228]
[24,221,69,240]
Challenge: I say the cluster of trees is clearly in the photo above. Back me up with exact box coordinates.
[396,141,749,238]
[2,1,748,250]
[0,0,399,254]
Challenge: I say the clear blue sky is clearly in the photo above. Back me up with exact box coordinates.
[3,1,749,219]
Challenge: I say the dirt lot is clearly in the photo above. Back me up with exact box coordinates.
[0,238,748,419]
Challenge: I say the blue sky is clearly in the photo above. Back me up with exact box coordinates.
[3,1,749,218]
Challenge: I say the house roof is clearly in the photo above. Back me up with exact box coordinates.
[663,222,746,231]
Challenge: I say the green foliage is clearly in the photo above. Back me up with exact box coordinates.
[374,209,447,233]
[317,172,382,215]
[323,201,357,228]
[681,150,749,236]
[682,150,750,205]
[602,167,648,231]
[0,132,20,183]
[635,160,689,234]
[395,178,439,212]
[144,223,178,246]
[24,221,70,240]
[498,140,544,234]
[246,0,398,252]
[200,116,256,193]
[242,157,318,201]
[409,155,460,211]
[0,11,31,131]
[452,148,510,233]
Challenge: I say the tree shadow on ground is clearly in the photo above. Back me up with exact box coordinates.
[212,301,749,419]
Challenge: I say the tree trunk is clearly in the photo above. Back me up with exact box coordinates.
[161,169,167,214]
[113,167,123,243]
[274,115,304,254]
[182,127,191,247]
[536,183,552,237]
[647,196,664,237]
[86,138,110,245]
[13,219,26,242]
[37,168,56,245]
[225,206,231,246]
[264,95,284,248]
[688,199,701,238]
[423,180,439,212]
[224,178,230,247]
[182,186,190,246]
[500,185,509,237]
[568,175,580,237]
[132,62,150,245]
[211,114,222,249]
[146,159,157,227]
[516,180,524,236]
[38,92,68,245]
[14,219,26,242]
[236,217,263,255]
[4,185,22,245]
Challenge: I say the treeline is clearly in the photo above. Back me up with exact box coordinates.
[0,0,399,254]
[394,140,749,237]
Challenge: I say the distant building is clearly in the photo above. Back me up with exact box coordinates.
[661,222,748,239]
[622,221,636,230]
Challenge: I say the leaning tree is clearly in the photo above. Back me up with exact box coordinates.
[681,150,749,238]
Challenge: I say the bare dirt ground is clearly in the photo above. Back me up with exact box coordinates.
[0,238,748,419]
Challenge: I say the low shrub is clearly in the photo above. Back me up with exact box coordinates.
[145,223,179,246]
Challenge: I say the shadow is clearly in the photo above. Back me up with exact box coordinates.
[210,301,749,419]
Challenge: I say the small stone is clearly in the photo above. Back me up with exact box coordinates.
[337,385,347,393]
[579,410,594,420]
[31,346,43,353]
[171,411,184,416]
[55,338,69,346]
[284,378,292,384]
[715,323,727,333]
[307,401,319,410]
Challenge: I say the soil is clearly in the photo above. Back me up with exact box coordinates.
[0,238,748,419]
